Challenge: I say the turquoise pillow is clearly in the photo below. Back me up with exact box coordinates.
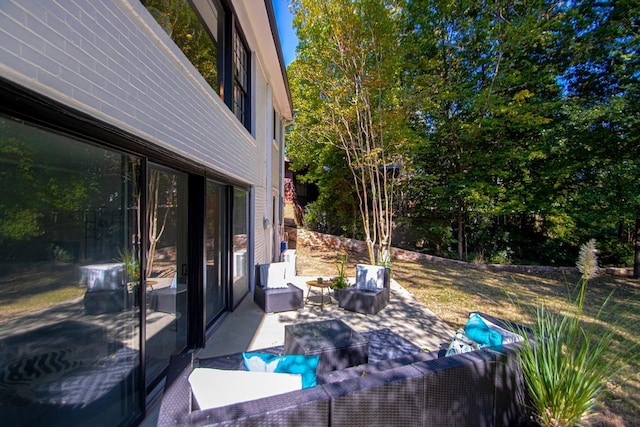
[242,352,319,388]
[464,313,503,347]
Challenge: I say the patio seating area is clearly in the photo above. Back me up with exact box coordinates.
[159,309,527,426]
[199,273,455,359]
[152,267,529,426]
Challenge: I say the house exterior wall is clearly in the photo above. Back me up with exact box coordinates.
[253,54,271,263]
[0,0,290,424]
[0,0,289,266]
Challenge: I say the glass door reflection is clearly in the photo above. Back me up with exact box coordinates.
[205,181,226,326]
[232,188,249,308]
[145,164,188,388]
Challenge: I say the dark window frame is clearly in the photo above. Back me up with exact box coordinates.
[143,0,252,131]
[231,23,250,128]
[0,77,253,421]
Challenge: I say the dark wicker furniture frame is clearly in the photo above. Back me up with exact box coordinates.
[158,313,528,427]
[338,267,391,315]
[253,264,304,313]
[284,319,369,373]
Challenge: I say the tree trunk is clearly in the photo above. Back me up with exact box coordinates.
[457,206,465,261]
[146,171,173,277]
[366,239,376,266]
[634,215,639,279]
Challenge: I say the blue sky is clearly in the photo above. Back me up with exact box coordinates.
[272,0,298,66]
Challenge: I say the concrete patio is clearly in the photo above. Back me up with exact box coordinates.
[199,276,455,359]
[143,274,455,426]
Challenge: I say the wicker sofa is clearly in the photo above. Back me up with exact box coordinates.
[158,314,528,427]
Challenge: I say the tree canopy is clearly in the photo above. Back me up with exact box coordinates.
[286,0,639,275]
[288,0,410,264]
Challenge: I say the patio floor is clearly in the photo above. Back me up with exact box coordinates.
[142,275,455,426]
[198,275,455,358]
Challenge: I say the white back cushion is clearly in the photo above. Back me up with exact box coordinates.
[355,264,386,291]
[260,263,288,289]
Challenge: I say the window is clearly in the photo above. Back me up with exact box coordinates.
[144,0,220,94]
[143,0,252,131]
[273,108,277,140]
[233,27,249,126]
[205,180,226,324]
[0,116,142,426]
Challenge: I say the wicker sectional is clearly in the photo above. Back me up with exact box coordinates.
[158,344,527,426]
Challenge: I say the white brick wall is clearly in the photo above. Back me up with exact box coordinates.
[0,0,285,265]
[0,0,267,185]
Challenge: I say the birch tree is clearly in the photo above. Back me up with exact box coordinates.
[288,0,408,264]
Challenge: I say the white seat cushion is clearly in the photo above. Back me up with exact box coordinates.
[188,368,302,410]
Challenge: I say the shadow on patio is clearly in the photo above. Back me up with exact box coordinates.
[198,275,455,359]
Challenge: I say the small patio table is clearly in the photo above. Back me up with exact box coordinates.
[305,279,333,311]
[284,319,369,373]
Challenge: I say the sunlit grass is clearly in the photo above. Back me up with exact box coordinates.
[0,265,85,318]
[3,286,85,316]
[296,244,640,426]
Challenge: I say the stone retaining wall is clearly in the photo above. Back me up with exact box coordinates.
[295,228,627,276]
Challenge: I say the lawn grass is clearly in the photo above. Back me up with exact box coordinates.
[295,243,640,427]
[0,264,85,318]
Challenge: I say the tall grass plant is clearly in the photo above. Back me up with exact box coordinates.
[515,240,628,426]
[332,252,349,289]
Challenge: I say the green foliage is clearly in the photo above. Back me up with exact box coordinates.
[288,0,638,270]
[514,240,630,426]
[393,217,456,258]
[595,231,635,267]
[303,200,362,239]
[117,247,140,283]
[52,245,73,263]
[1,122,94,248]
[0,209,41,241]
[288,0,410,264]
[145,0,218,89]
[332,252,349,289]
[402,0,566,261]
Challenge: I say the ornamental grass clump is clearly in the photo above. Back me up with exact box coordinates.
[515,239,625,427]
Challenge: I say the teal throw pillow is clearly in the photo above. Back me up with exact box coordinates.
[242,352,319,388]
[464,313,503,347]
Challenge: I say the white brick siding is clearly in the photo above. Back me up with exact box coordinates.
[1,0,264,184]
[0,0,287,266]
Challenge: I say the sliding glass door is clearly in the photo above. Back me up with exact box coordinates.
[0,116,142,427]
[2,100,257,426]
[205,181,226,325]
[145,164,188,388]
[232,188,249,307]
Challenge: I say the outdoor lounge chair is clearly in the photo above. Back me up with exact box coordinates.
[339,264,390,315]
[253,263,304,313]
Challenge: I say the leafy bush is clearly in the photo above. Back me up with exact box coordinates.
[117,247,140,282]
[304,201,362,239]
[591,228,634,267]
[52,244,73,263]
